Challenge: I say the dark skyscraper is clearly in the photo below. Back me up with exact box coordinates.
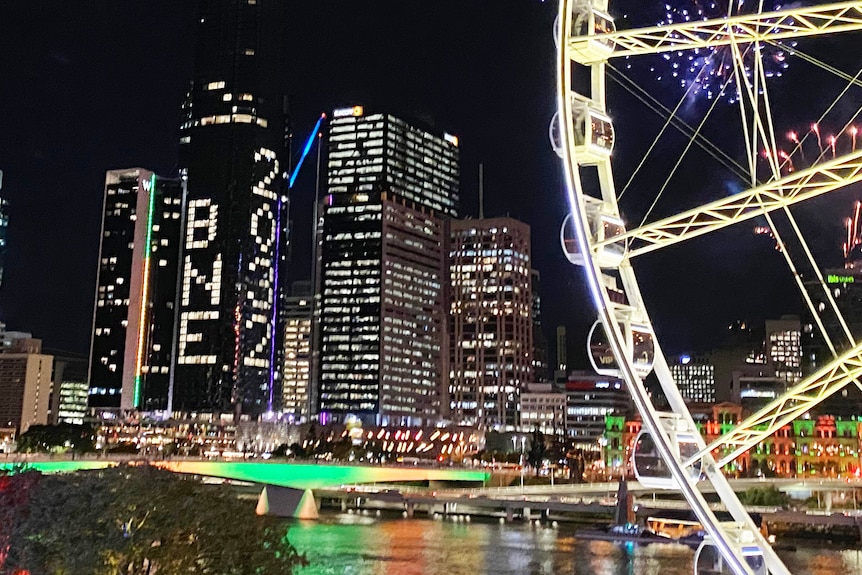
[314,107,459,425]
[175,0,287,415]
[531,268,549,382]
[89,169,185,411]
[0,170,8,291]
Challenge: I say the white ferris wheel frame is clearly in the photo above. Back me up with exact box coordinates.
[555,1,862,574]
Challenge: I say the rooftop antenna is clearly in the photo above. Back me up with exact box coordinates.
[479,163,484,219]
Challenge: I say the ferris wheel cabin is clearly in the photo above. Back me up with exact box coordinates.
[631,413,702,490]
[568,3,616,64]
[559,198,626,267]
[570,94,615,164]
[695,534,767,575]
[587,319,655,378]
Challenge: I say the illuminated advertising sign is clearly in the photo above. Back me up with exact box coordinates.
[333,105,364,118]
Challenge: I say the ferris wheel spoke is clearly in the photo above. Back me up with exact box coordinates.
[761,210,845,360]
[769,206,857,350]
[683,343,862,470]
[731,27,856,357]
[568,1,862,64]
[591,150,862,259]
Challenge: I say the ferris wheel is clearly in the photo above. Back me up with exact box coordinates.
[554,1,862,574]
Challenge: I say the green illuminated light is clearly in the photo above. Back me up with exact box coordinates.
[0,461,114,474]
[827,274,855,284]
[133,173,157,408]
[153,461,489,489]
[0,460,490,490]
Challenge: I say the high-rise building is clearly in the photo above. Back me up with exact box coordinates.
[797,203,862,414]
[531,269,549,382]
[88,169,184,412]
[766,316,802,386]
[0,170,8,290]
[48,351,89,425]
[314,106,459,425]
[282,281,312,421]
[449,217,533,430]
[802,268,862,415]
[0,338,52,434]
[555,325,567,373]
[802,269,862,372]
[175,0,288,415]
[668,353,716,403]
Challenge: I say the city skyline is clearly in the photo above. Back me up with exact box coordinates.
[1,3,860,573]
[0,0,859,368]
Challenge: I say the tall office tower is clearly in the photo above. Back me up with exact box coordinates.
[176,0,288,415]
[530,269,549,382]
[48,351,89,425]
[668,353,716,403]
[0,170,8,290]
[315,106,459,425]
[88,169,185,411]
[802,215,862,414]
[282,281,312,421]
[765,316,802,386]
[0,338,53,434]
[556,325,567,373]
[47,348,90,425]
[449,217,533,430]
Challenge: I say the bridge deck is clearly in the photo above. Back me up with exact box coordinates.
[0,458,490,489]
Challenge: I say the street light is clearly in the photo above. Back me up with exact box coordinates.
[511,435,526,490]
[520,436,526,491]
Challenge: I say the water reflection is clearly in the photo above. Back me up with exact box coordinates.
[286,513,861,575]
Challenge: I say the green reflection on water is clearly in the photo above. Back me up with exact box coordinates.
[287,513,696,575]
[287,513,862,575]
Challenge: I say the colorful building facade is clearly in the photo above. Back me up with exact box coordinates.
[603,406,861,480]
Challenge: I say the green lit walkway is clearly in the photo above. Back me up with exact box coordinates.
[0,459,489,489]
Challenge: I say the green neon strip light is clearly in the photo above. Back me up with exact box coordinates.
[133,173,157,408]
[0,461,114,474]
[0,461,490,489]
[151,461,490,489]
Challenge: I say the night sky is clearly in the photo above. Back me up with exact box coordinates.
[1,1,860,367]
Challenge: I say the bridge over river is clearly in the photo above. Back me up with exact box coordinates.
[0,458,490,489]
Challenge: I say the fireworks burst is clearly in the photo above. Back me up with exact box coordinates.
[761,122,859,176]
[628,0,792,103]
[844,201,862,266]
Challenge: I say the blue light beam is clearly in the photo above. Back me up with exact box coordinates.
[289,113,326,189]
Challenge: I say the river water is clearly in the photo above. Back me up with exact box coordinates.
[287,512,862,575]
